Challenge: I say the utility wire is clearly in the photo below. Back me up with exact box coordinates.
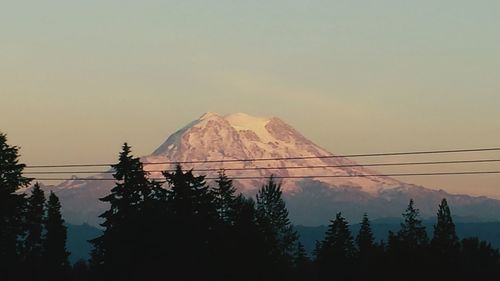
[31,170,500,181]
[22,158,500,175]
[23,147,500,169]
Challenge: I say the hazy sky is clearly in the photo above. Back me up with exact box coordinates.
[1,1,500,197]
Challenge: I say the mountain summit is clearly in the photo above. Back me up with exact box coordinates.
[48,112,500,226]
[145,112,400,194]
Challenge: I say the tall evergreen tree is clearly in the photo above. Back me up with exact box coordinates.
[43,191,70,281]
[0,133,32,280]
[293,242,310,281]
[230,195,268,281]
[294,242,309,268]
[255,176,298,275]
[432,198,459,253]
[430,198,460,278]
[316,212,356,280]
[22,183,46,280]
[356,213,375,256]
[161,165,219,279]
[212,170,236,224]
[355,213,384,279]
[398,199,428,248]
[389,199,429,281]
[90,143,156,280]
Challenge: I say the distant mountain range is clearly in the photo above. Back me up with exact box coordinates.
[41,112,500,227]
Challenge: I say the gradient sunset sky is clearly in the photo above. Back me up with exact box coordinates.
[1,1,499,197]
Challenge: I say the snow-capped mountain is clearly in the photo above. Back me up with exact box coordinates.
[143,112,400,194]
[46,112,500,226]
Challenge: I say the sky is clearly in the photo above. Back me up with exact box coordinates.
[1,0,500,197]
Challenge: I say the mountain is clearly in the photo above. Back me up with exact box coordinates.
[145,112,401,194]
[44,112,500,226]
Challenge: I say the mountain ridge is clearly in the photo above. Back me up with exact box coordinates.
[44,112,500,226]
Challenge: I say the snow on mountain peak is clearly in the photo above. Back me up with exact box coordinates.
[146,112,402,194]
[224,113,273,143]
[199,112,222,120]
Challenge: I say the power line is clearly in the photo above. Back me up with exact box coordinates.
[31,170,500,181]
[23,147,500,169]
[22,158,500,175]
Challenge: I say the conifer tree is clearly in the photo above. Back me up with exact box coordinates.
[90,143,156,280]
[293,242,310,281]
[460,237,500,279]
[294,242,309,267]
[22,183,46,279]
[429,198,460,278]
[356,213,383,279]
[356,213,375,256]
[212,170,236,224]
[0,133,32,280]
[398,199,428,248]
[230,195,267,281]
[255,176,298,273]
[316,212,356,280]
[432,198,459,253]
[43,191,70,281]
[161,165,219,279]
[390,199,429,280]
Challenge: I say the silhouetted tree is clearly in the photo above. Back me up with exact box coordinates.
[459,237,500,280]
[22,183,46,280]
[293,242,310,281]
[212,170,236,224]
[0,132,32,280]
[431,198,460,277]
[90,143,157,281]
[43,191,70,281]
[432,198,459,249]
[399,199,428,248]
[356,213,382,279]
[161,165,219,279]
[387,199,429,281]
[256,176,298,277]
[229,195,267,281]
[356,213,375,257]
[316,212,356,280]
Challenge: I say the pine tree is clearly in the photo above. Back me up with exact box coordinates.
[43,191,70,281]
[430,198,460,278]
[90,143,156,280]
[432,198,459,253]
[460,237,500,279]
[0,132,32,280]
[161,165,219,279]
[356,213,375,256]
[294,242,309,268]
[316,212,356,280]
[398,199,428,248]
[255,176,298,274]
[22,183,46,280]
[392,199,430,280]
[293,242,310,281]
[230,195,267,281]
[212,170,236,224]
[356,213,383,279]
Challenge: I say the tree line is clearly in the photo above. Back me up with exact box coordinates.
[0,133,69,281]
[1,133,500,280]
